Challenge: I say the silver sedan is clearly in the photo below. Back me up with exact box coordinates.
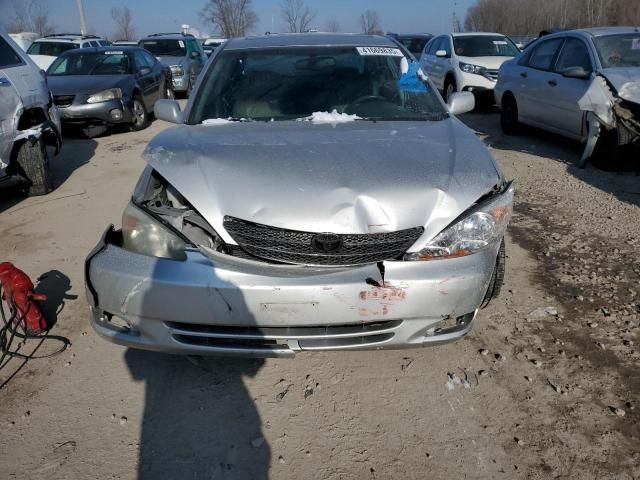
[495,27,640,166]
[86,33,513,356]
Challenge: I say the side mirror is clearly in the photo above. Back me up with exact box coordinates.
[435,50,448,58]
[190,51,201,59]
[154,99,183,124]
[561,66,591,80]
[448,91,475,115]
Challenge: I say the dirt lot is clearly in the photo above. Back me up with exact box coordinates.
[0,110,638,480]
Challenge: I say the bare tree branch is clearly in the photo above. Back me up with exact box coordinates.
[464,0,634,35]
[280,0,316,33]
[200,0,259,38]
[324,17,341,33]
[111,6,135,41]
[359,10,383,35]
[7,0,55,36]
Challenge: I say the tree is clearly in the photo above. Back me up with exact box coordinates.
[359,10,382,35]
[324,17,341,32]
[111,6,135,41]
[281,0,316,33]
[6,0,55,36]
[200,0,258,38]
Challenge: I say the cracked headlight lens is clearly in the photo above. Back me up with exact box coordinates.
[122,202,187,260]
[405,184,513,261]
[459,61,485,75]
[86,88,122,104]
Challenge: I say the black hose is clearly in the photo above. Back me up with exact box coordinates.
[0,285,70,390]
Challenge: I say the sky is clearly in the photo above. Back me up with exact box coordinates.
[2,0,476,39]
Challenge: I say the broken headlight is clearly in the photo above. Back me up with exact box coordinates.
[122,202,187,260]
[405,184,513,261]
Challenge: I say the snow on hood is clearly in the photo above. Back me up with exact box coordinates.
[297,110,361,124]
[142,119,501,247]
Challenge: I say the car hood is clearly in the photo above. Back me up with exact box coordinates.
[155,56,186,66]
[29,54,56,70]
[601,67,640,104]
[143,119,502,246]
[458,56,512,70]
[47,75,132,96]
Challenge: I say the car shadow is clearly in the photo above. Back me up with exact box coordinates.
[0,136,97,214]
[124,254,270,479]
[460,109,640,208]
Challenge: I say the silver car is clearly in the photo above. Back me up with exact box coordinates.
[495,27,640,166]
[86,34,513,356]
[0,31,61,196]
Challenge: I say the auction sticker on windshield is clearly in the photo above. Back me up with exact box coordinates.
[356,47,404,57]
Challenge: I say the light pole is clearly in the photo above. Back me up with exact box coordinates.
[76,0,88,35]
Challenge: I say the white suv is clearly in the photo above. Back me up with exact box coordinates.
[26,34,109,70]
[419,32,520,104]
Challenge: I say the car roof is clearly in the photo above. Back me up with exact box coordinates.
[570,26,640,37]
[58,46,143,56]
[224,33,398,50]
[389,33,432,39]
[35,34,105,43]
[141,33,195,40]
[451,32,505,37]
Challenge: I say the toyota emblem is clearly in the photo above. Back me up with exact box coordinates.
[311,233,343,253]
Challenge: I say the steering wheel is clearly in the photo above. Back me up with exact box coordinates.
[343,95,388,114]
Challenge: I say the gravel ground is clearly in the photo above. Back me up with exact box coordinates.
[0,109,638,480]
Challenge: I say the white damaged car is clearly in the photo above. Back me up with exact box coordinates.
[0,31,61,195]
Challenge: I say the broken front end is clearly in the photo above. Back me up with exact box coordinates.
[85,169,513,357]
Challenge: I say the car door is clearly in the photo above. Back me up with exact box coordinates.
[187,39,205,79]
[143,50,164,102]
[134,51,158,108]
[544,37,595,138]
[421,37,444,89]
[517,37,564,127]
[432,36,453,90]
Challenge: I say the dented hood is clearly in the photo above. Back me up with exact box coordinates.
[602,67,640,104]
[143,119,501,245]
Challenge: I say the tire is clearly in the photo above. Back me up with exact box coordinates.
[480,239,506,309]
[163,78,174,100]
[131,95,149,131]
[500,94,520,135]
[443,78,457,103]
[15,139,52,196]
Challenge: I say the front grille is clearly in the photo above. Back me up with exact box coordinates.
[167,320,400,352]
[483,69,499,82]
[53,94,75,107]
[223,216,424,266]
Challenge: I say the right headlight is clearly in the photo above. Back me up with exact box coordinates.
[405,184,513,261]
[122,202,187,260]
[170,65,184,76]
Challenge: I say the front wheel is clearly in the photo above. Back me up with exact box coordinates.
[500,95,520,135]
[15,139,52,196]
[131,95,149,131]
[480,239,506,309]
[443,78,457,103]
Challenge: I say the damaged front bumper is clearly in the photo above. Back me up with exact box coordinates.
[85,226,499,357]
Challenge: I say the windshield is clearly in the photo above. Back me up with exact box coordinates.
[48,51,132,75]
[190,46,447,124]
[27,41,79,56]
[594,34,640,68]
[453,35,519,57]
[140,39,186,57]
[398,37,430,57]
